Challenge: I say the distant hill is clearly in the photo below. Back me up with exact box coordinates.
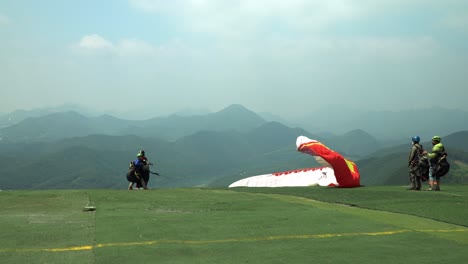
[0,104,267,143]
[0,103,96,128]
[326,129,380,159]
[441,131,468,152]
[257,111,296,127]
[0,135,181,190]
[4,103,468,145]
[294,106,468,141]
[0,111,139,142]
[137,104,267,140]
[0,122,318,190]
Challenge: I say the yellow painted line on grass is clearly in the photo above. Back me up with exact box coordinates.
[1,228,467,253]
[45,246,93,252]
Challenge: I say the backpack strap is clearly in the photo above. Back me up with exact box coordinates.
[411,144,423,165]
[414,144,423,154]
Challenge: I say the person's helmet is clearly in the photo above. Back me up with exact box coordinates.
[432,136,441,142]
[139,150,145,156]
[137,153,143,158]
[411,136,420,143]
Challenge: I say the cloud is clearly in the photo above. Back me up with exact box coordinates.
[129,0,361,37]
[116,38,156,56]
[0,13,10,26]
[439,14,468,32]
[77,1,451,64]
[73,34,157,56]
[327,36,439,61]
[129,1,468,38]
[338,36,439,62]
[128,0,174,13]
[76,34,113,50]
[205,34,439,66]
[126,0,461,62]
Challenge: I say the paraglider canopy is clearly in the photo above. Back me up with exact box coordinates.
[296,136,360,188]
[229,136,361,188]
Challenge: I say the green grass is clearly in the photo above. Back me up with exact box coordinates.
[232,184,468,227]
[1,186,467,263]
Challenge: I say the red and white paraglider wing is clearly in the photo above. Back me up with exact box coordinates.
[228,167,338,188]
[296,136,360,188]
[228,135,360,188]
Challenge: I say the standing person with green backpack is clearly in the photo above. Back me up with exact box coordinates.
[423,136,448,191]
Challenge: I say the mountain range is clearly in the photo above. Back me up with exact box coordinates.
[292,106,468,142]
[0,104,265,142]
[0,104,467,190]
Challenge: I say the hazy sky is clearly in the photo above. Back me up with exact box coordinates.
[1,0,467,118]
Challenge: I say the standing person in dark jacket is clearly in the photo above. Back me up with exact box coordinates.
[136,150,151,189]
[133,151,148,189]
[408,136,423,190]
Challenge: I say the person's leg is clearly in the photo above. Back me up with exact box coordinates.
[135,170,142,189]
[433,176,440,191]
[139,178,147,189]
[408,170,416,190]
[415,176,421,190]
[428,166,434,190]
[126,171,136,190]
[143,170,150,189]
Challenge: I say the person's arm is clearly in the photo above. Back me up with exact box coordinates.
[408,146,417,165]
[427,144,444,159]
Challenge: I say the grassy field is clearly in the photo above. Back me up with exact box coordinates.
[0,185,467,263]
